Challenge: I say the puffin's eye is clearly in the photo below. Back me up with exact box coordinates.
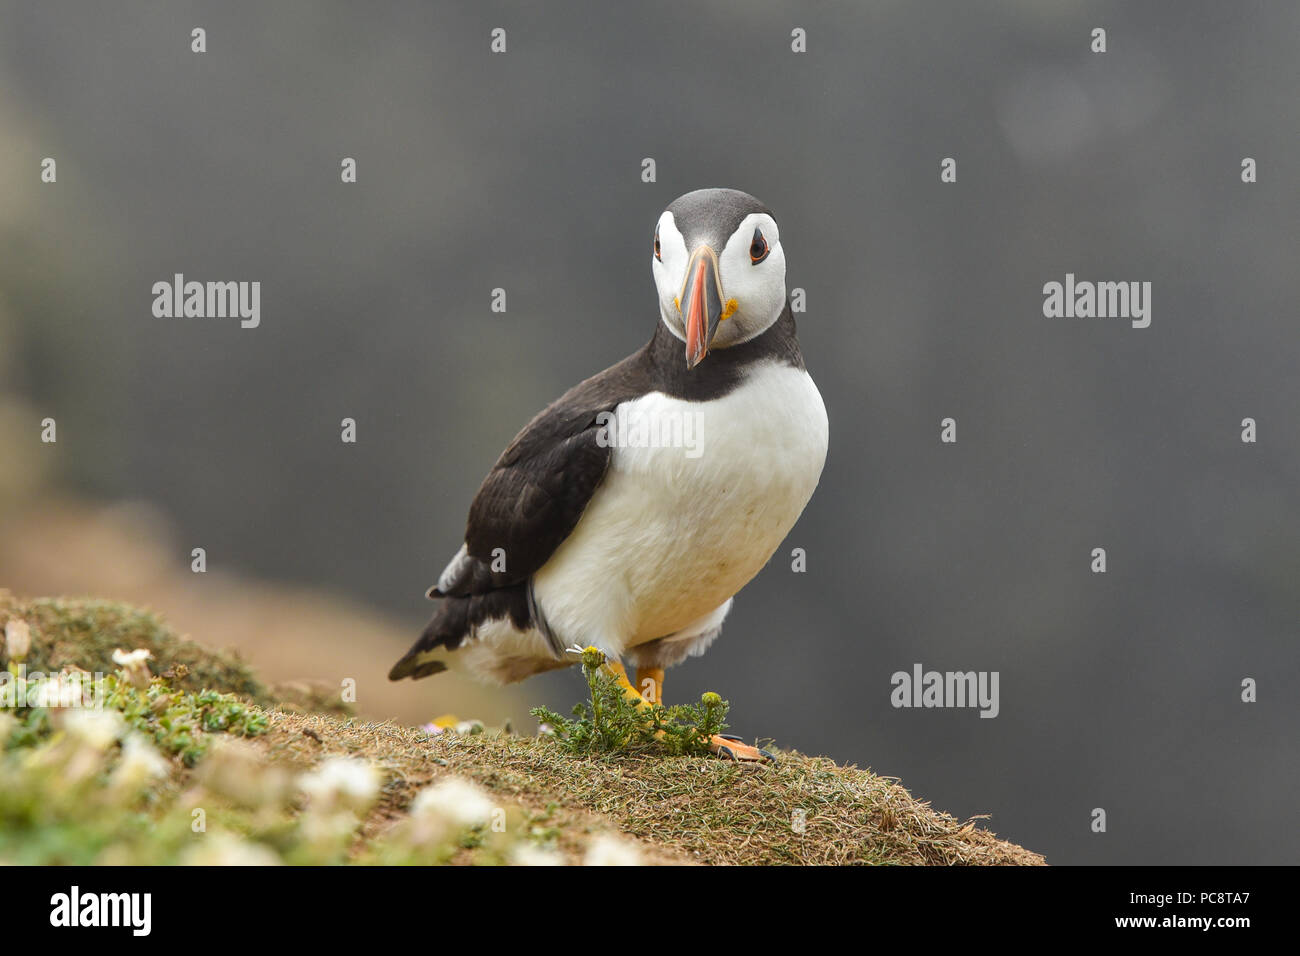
[749,228,770,265]
[654,229,662,261]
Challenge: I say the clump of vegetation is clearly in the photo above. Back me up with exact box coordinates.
[0,635,281,862]
[0,626,592,865]
[107,677,270,766]
[3,672,268,767]
[4,624,268,766]
[530,646,729,757]
[0,704,573,864]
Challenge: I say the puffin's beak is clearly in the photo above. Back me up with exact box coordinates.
[679,245,724,369]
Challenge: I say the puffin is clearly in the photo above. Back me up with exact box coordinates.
[390,187,829,761]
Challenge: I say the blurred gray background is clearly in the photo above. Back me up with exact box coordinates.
[1,0,1297,864]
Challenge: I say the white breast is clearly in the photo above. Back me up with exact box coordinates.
[532,361,828,654]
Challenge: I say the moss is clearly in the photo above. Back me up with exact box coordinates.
[1,591,268,702]
[106,679,270,766]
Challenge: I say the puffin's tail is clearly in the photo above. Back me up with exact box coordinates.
[388,587,534,682]
[388,599,467,681]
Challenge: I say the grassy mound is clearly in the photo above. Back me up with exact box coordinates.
[1,594,1044,865]
[267,714,1043,865]
[1,591,267,702]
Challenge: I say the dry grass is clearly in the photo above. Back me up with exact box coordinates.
[3,591,1044,865]
[256,711,1043,865]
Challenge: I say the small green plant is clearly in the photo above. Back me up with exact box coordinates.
[2,668,269,767]
[531,647,728,757]
[105,678,270,766]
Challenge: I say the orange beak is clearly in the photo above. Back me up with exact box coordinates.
[679,245,724,368]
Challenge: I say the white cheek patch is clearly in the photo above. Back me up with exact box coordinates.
[715,213,785,345]
[656,213,688,288]
[653,213,690,339]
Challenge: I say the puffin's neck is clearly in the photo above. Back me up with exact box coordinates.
[641,304,805,401]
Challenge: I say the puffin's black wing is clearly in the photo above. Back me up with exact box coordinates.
[388,350,654,682]
[435,410,612,596]
[431,353,651,599]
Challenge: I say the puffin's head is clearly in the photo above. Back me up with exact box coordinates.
[651,187,787,368]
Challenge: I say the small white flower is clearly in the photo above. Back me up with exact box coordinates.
[62,707,124,750]
[181,832,282,866]
[111,648,153,689]
[4,619,31,662]
[299,757,381,814]
[511,844,565,866]
[583,834,642,867]
[409,777,495,829]
[198,738,289,808]
[110,733,170,793]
